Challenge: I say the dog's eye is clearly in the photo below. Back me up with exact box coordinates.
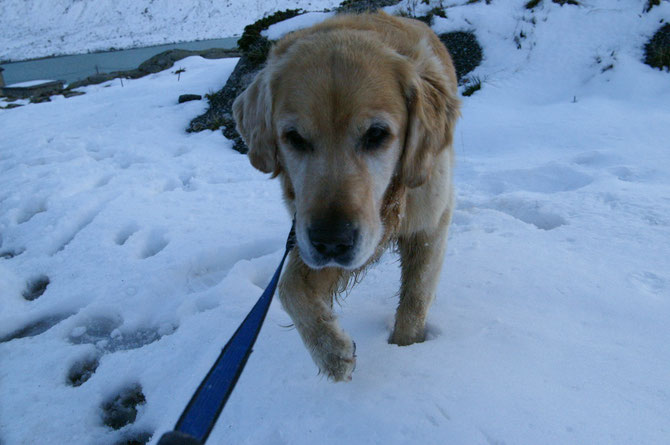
[362,125,390,151]
[284,130,312,152]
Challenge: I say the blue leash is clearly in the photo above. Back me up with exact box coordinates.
[157,224,295,445]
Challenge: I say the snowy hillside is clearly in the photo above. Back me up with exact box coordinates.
[0,0,341,62]
[1,1,670,444]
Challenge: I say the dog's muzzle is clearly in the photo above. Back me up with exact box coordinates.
[307,217,359,267]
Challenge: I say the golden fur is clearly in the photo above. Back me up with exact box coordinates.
[233,12,460,381]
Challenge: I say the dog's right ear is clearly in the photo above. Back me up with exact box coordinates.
[233,68,277,174]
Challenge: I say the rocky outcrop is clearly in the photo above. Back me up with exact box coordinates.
[438,31,483,83]
[1,80,64,99]
[644,23,670,71]
[187,9,304,153]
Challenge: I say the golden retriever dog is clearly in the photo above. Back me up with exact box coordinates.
[233,11,460,381]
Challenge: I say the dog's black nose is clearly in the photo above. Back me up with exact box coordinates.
[308,218,358,262]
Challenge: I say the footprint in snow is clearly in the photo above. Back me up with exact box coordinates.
[113,430,153,445]
[572,150,619,167]
[68,314,122,346]
[23,274,50,300]
[0,312,74,343]
[629,272,667,297]
[480,163,593,195]
[114,223,140,246]
[0,248,25,259]
[179,171,198,192]
[139,229,169,259]
[95,174,113,188]
[67,314,176,353]
[16,199,47,224]
[186,239,285,293]
[101,384,146,430]
[66,354,100,387]
[52,208,101,254]
[484,197,567,231]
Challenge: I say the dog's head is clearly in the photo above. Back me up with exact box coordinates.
[234,19,459,270]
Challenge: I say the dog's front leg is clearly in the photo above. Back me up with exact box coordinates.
[278,250,356,381]
[390,210,451,346]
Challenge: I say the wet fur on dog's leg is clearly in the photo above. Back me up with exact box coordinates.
[278,250,356,381]
[390,208,452,346]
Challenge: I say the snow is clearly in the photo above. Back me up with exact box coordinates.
[1,1,670,444]
[0,0,342,62]
[262,11,335,40]
[4,79,59,88]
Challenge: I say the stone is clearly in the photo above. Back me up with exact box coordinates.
[178,94,202,103]
[438,31,483,83]
[2,80,64,99]
[644,23,670,71]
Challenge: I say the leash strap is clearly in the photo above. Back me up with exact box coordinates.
[158,224,295,445]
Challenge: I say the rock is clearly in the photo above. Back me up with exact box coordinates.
[2,80,64,99]
[62,90,86,98]
[178,94,203,103]
[438,31,483,83]
[66,72,123,90]
[187,55,261,153]
[137,49,195,74]
[644,23,670,71]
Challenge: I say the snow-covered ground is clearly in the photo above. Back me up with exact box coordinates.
[0,0,342,62]
[1,1,670,444]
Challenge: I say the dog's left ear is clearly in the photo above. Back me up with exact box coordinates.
[233,67,277,174]
[396,42,461,188]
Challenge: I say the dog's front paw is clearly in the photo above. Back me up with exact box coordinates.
[389,324,426,346]
[309,333,356,382]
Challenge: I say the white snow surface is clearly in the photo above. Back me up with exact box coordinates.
[2,1,670,444]
[261,11,335,39]
[0,0,342,62]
